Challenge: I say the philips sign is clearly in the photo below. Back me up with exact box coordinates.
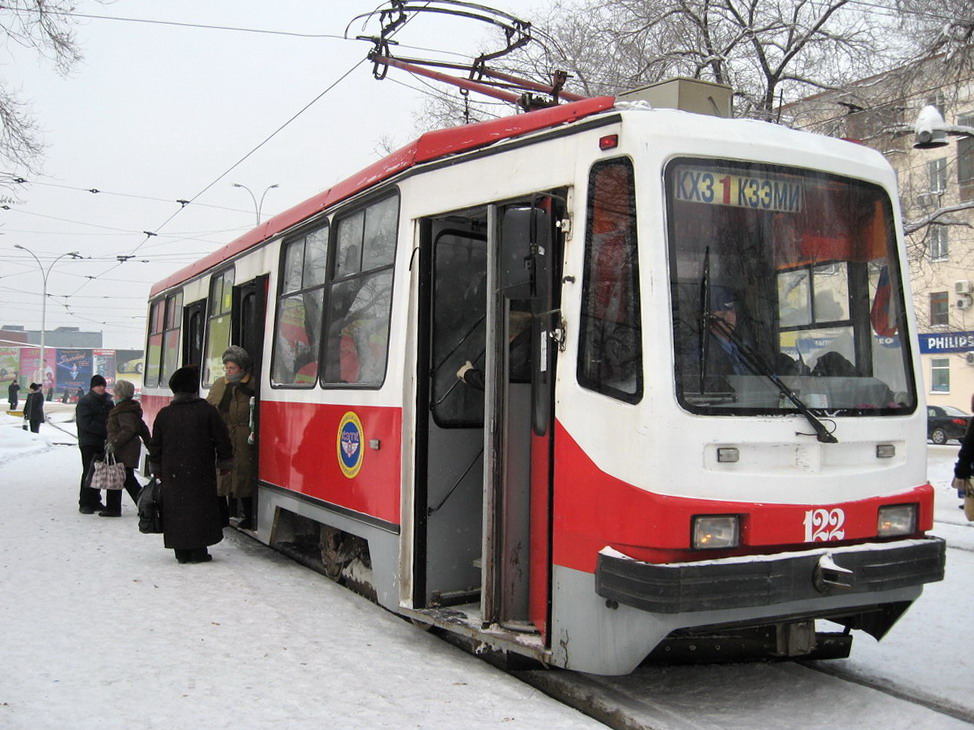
[918,331,974,354]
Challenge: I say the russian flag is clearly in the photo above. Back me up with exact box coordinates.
[870,265,897,336]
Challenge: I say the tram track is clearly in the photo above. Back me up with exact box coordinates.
[798,660,974,726]
[511,653,972,729]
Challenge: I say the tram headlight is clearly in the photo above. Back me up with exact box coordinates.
[878,504,917,537]
[692,515,740,550]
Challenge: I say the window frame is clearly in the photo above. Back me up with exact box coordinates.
[577,156,643,404]
[270,220,330,389]
[202,267,235,387]
[930,291,949,327]
[320,190,400,389]
[930,357,950,393]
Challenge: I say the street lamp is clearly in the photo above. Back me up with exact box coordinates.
[232,183,279,225]
[912,105,974,149]
[14,245,81,385]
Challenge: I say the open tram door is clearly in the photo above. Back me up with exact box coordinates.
[232,276,267,529]
[414,193,562,645]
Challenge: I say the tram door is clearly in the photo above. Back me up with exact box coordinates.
[416,198,560,638]
[232,277,267,522]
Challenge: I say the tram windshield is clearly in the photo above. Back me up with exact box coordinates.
[666,158,915,416]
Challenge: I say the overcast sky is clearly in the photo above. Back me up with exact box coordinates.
[0,0,540,348]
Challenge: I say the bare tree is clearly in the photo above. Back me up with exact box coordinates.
[0,1,83,174]
[535,0,912,119]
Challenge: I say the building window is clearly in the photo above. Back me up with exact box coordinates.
[930,225,949,261]
[928,157,948,194]
[930,357,950,393]
[930,291,949,326]
[959,113,974,203]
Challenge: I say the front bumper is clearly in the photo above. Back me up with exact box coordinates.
[595,537,946,614]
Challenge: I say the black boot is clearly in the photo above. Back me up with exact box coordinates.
[237,497,254,530]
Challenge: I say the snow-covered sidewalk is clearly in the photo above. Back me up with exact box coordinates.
[0,413,603,730]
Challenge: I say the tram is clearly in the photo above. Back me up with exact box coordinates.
[141,81,945,675]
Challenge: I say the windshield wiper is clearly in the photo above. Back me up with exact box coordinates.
[707,314,838,444]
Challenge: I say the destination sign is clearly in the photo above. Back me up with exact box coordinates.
[675,167,803,213]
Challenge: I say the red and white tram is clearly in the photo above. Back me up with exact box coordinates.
[141,86,945,675]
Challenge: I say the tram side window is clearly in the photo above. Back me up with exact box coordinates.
[203,268,235,387]
[323,194,398,387]
[144,299,165,388]
[271,225,328,386]
[161,292,183,383]
[578,159,643,403]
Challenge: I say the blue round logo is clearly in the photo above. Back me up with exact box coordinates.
[337,412,364,478]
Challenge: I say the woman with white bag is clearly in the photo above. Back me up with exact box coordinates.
[101,380,150,517]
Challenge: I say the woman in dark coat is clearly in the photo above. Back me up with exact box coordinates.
[102,379,150,517]
[148,365,233,564]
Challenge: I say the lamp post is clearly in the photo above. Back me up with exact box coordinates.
[232,183,279,225]
[14,245,81,385]
[912,105,974,149]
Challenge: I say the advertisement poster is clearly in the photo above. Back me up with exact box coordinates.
[56,349,93,395]
[0,347,19,387]
[92,349,117,388]
[18,349,57,395]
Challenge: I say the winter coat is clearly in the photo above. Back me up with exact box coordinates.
[76,390,114,449]
[106,399,150,469]
[23,391,44,423]
[206,374,256,498]
[8,381,20,406]
[148,394,233,551]
[956,419,974,480]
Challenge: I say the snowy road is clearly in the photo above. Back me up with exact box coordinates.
[2,410,971,729]
[0,411,603,730]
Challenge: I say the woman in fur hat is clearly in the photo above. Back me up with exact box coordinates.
[102,379,150,517]
[148,365,233,564]
[206,346,257,530]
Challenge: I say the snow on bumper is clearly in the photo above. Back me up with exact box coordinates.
[595,537,946,614]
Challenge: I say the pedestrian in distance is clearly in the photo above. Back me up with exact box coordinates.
[102,379,150,517]
[23,382,45,433]
[207,346,257,530]
[148,365,233,564]
[8,376,20,411]
[953,417,974,520]
[76,374,113,514]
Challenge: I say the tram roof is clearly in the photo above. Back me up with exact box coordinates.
[149,95,616,297]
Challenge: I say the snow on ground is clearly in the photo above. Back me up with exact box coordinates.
[2,407,973,730]
[0,408,603,730]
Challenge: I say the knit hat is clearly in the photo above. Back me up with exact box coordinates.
[168,365,200,394]
[90,374,107,389]
[114,380,135,400]
[221,345,253,373]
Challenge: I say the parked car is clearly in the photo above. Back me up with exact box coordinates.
[927,405,972,445]
[118,357,143,374]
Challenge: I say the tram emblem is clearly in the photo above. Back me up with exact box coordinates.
[803,508,846,542]
[337,412,365,478]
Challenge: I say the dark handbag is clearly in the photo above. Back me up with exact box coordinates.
[136,477,164,534]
